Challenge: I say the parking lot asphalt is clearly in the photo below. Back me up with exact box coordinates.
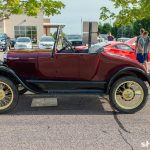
[0,51,150,150]
[0,94,150,150]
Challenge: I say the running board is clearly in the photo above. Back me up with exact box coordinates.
[46,89,104,95]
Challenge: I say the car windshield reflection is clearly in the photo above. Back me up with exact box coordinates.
[89,42,110,54]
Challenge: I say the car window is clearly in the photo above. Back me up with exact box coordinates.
[17,38,30,42]
[114,44,133,51]
[66,35,82,40]
[40,37,54,42]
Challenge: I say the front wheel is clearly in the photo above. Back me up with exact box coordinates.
[0,76,18,113]
[109,76,148,113]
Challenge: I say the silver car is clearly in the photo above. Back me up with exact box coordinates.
[39,36,55,49]
[14,37,32,49]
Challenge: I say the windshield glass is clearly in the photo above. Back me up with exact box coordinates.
[40,36,54,42]
[66,35,82,40]
[17,38,30,42]
[89,42,110,53]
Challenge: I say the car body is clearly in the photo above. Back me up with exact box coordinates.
[0,33,11,51]
[103,41,137,60]
[39,36,55,49]
[0,25,149,114]
[125,37,137,49]
[14,37,32,49]
[65,34,83,46]
[117,37,130,42]
[125,37,150,61]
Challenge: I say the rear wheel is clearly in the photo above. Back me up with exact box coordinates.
[109,76,148,113]
[0,77,18,113]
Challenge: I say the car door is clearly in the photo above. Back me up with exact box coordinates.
[38,50,57,80]
[38,50,80,80]
[79,53,100,80]
[55,53,80,80]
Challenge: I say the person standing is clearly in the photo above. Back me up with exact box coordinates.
[137,31,150,73]
[107,32,114,41]
[135,28,145,51]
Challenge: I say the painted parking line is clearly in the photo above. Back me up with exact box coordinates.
[31,97,58,107]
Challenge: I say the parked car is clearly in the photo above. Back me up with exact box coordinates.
[0,25,149,114]
[39,36,55,49]
[65,34,83,46]
[14,37,32,49]
[117,37,131,42]
[125,37,137,49]
[0,33,11,51]
[75,41,150,61]
[75,41,137,59]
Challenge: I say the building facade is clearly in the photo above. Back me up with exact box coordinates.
[0,12,50,41]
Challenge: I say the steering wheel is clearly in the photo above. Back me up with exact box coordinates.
[57,37,76,53]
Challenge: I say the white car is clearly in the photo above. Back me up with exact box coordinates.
[39,36,55,49]
[14,37,32,49]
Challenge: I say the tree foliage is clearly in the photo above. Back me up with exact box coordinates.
[117,26,133,38]
[0,0,65,21]
[133,19,150,36]
[101,23,112,34]
[100,0,150,26]
[98,23,135,38]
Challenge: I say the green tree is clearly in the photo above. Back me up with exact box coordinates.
[117,26,134,38]
[98,23,103,34]
[0,0,65,21]
[111,26,118,38]
[133,19,150,36]
[101,23,112,34]
[100,0,150,26]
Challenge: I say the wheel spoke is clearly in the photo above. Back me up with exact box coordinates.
[0,81,14,110]
[0,84,4,90]
[115,81,144,110]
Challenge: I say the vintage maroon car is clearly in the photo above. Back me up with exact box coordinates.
[0,26,149,114]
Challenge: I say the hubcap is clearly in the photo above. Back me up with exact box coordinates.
[122,89,134,101]
[115,81,144,110]
[0,82,13,110]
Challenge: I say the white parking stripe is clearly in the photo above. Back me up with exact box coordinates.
[31,97,58,107]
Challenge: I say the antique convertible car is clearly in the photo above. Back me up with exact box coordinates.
[0,25,150,114]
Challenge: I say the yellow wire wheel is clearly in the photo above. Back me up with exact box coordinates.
[0,77,18,113]
[110,76,148,113]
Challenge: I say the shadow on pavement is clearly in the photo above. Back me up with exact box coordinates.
[7,94,117,115]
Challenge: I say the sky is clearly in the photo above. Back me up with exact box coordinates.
[51,0,116,34]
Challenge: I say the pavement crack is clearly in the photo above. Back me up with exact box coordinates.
[113,111,131,133]
[118,129,134,150]
[101,95,131,133]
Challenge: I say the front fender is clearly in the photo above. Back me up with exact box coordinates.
[0,65,41,93]
[106,67,150,94]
